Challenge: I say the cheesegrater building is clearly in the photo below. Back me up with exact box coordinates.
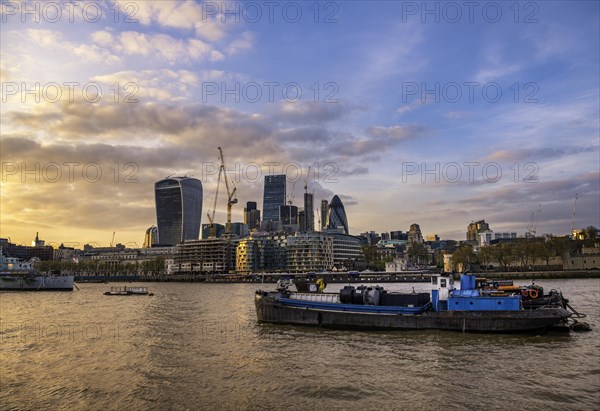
[155,176,203,246]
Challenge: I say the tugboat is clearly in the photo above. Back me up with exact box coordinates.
[255,273,587,333]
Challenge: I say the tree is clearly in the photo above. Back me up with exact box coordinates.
[536,241,554,267]
[513,240,537,270]
[478,246,495,270]
[452,244,476,272]
[583,226,598,240]
[492,243,516,270]
[360,245,384,270]
[407,241,428,266]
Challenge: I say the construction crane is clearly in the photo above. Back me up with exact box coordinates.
[526,205,541,237]
[315,207,321,232]
[110,231,115,247]
[304,165,311,193]
[218,147,237,235]
[206,162,222,238]
[571,193,579,236]
[287,182,296,205]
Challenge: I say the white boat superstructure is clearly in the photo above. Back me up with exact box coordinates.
[0,248,74,291]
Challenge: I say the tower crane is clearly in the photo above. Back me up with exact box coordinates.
[304,165,311,193]
[287,182,296,205]
[571,193,578,237]
[206,162,222,238]
[218,147,237,235]
[316,207,321,232]
[527,204,541,237]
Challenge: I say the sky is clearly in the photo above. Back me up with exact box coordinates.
[1,0,599,248]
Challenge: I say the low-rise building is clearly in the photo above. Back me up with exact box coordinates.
[563,244,600,270]
[479,230,518,246]
[236,233,287,273]
[327,231,362,269]
[175,238,237,274]
[287,232,333,273]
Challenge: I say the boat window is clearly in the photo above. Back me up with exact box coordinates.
[441,279,446,287]
[432,276,438,285]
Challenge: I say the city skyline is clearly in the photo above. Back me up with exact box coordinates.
[1,1,599,246]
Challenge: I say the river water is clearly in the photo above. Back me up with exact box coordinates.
[1,279,599,410]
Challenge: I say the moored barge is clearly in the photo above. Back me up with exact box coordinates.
[255,274,585,333]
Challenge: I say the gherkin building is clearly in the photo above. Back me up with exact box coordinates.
[327,195,348,234]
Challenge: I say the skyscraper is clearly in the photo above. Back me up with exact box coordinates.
[262,175,286,222]
[320,199,329,230]
[279,205,298,225]
[155,176,203,246]
[327,195,349,235]
[304,192,314,232]
[143,225,158,248]
[244,201,261,230]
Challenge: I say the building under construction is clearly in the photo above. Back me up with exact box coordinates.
[174,238,237,274]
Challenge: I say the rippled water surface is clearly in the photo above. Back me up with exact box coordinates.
[1,279,599,410]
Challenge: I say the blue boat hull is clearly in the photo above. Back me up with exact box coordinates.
[255,291,571,333]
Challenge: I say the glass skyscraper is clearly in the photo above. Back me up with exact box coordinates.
[155,176,203,246]
[304,192,314,231]
[262,175,286,222]
[327,195,349,235]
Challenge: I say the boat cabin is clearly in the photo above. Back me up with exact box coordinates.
[430,273,454,310]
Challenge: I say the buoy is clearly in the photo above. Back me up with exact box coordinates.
[529,289,539,299]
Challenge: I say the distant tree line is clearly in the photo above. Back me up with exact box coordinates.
[452,231,598,272]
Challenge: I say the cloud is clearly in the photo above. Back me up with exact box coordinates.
[272,101,353,124]
[131,1,229,42]
[444,111,469,119]
[92,69,206,102]
[24,29,121,65]
[92,30,219,63]
[486,146,599,163]
[226,31,254,55]
[365,125,428,142]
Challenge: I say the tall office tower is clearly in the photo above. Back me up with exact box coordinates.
[143,225,158,248]
[298,210,306,232]
[320,199,329,230]
[155,176,203,246]
[279,205,298,225]
[327,195,349,235]
[303,192,314,232]
[244,201,261,230]
[262,175,286,223]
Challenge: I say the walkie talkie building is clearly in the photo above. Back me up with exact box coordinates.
[155,176,203,246]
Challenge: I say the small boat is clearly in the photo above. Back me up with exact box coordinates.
[255,274,587,333]
[104,286,153,296]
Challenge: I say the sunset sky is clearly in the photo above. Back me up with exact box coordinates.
[1,1,599,248]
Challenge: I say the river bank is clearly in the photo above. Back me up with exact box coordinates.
[73,270,600,283]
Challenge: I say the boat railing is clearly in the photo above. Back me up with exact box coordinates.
[289,292,341,304]
[126,287,148,293]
